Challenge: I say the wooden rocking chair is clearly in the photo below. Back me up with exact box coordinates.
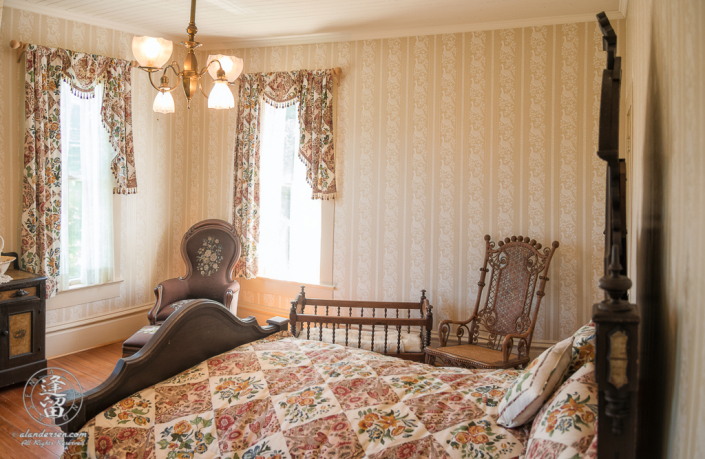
[425,235,559,370]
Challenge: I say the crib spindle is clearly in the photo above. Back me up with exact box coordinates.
[397,325,402,354]
[358,324,362,349]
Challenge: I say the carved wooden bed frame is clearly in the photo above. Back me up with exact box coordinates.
[57,12,640,458]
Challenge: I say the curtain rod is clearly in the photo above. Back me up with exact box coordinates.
[9,40,140,67]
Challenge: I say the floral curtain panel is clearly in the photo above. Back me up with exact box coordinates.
[232,69,336,278]
[22,44,135,297]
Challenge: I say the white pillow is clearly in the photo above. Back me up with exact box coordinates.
[497,335,573,427]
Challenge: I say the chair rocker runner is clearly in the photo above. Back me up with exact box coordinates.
[425,235,559,370]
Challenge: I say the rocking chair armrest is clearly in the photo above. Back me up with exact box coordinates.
[148,278,190,325]
[438,315,476,347]
[501,330,532,362]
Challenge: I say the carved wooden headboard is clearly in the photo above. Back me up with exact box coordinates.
[592,12,640,458]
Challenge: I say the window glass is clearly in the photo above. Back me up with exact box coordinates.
[259,102,321,284]
[59,81,115,289]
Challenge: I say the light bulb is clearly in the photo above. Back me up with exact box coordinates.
[153,91,175,114]
[132,36,173,69]
[143,37,162,60]
[208,81,234,110]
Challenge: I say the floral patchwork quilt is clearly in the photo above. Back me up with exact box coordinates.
[62,331,533,459]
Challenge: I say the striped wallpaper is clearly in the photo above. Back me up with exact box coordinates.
[0,6,194,326]
[0,5,627,344]
[199,18,627,342]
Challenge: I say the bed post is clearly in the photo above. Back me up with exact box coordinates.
[593,12,640,458]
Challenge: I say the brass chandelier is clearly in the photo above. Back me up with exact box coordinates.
[131,0,243,114]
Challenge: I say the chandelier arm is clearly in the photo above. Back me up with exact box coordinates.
[198,77,210,99]
[160,65,182,92]
[147,72,163,92]
[199,59,224,79]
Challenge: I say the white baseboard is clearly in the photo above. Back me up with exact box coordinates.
[45,303,152,358]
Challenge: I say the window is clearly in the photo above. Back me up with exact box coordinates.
[58,80,115,290]
[259,102,327,284]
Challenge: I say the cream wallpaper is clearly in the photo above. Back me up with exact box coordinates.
[625,0,705,454]
[192,18,627,342]
[0,5,628,347]
[0,6,194,327]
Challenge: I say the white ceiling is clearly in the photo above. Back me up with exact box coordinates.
[7,0,623,47]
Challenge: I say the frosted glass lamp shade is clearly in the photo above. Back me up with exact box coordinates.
[208,80,235,109]
[153,91,175,114]
[206,54,244,82]
[132,36,173,69]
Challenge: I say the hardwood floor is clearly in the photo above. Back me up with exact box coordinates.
[0,342,123,459]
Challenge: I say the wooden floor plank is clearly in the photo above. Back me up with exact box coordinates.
[0,342,122,459]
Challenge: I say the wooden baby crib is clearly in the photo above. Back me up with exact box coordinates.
[289,286,433,362]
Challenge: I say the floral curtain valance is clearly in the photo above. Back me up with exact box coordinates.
[233,69,336,279]
[22,44,135,297]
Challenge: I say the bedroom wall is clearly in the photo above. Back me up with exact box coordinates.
[0,6,190,354]
[625,0,705,455]
[188,18,627,343]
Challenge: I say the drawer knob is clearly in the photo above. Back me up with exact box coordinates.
[14,289,29,298]
[2,330,7,336]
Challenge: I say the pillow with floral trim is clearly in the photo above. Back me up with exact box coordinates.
[497,336,573,428]
[524,362,598,458]
[567,322,596,375]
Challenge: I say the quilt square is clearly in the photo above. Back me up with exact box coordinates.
[154,414,218,459]
[346,403,429,456]
[230,432,292,459]
[382,375,451,400]
[252,340,300,351]
[271,385,343,430]
[297,340,345,352]
[366,360,431,377]
[368,435,451,459]
[329,377,399,410]
[96,387,155,428]
[315,361,376,382]
[263,365,325,396]
[283,413,364,459]
[154,380,213,424]
[214,398,280,453]
[256,350,311,370]
[207,351,261,377]
[92,426,151,459]
[440,373,490,391]
[304,349,352,364]
[405,391,485,433]
[434,417,524,459]
[456,378,512,413]
[159,362,209,386]
[209,371,269,410]
[348,349,398,362]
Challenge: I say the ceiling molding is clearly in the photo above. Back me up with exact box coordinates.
[4,0,181,42]
[201,10,625,50]
[619,0,629,17]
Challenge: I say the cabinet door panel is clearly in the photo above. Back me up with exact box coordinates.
[1,298,44,369]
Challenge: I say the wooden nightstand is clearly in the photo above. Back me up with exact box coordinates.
[0,253,47,388]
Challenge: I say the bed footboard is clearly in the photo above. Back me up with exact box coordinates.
[59,299,288,434]
[290,287,433,362]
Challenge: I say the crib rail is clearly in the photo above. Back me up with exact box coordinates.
[289,287,433,362]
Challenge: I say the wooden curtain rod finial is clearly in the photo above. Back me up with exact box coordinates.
[9,40,29,63]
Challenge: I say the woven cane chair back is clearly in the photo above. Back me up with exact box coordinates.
[470,236,557,352]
